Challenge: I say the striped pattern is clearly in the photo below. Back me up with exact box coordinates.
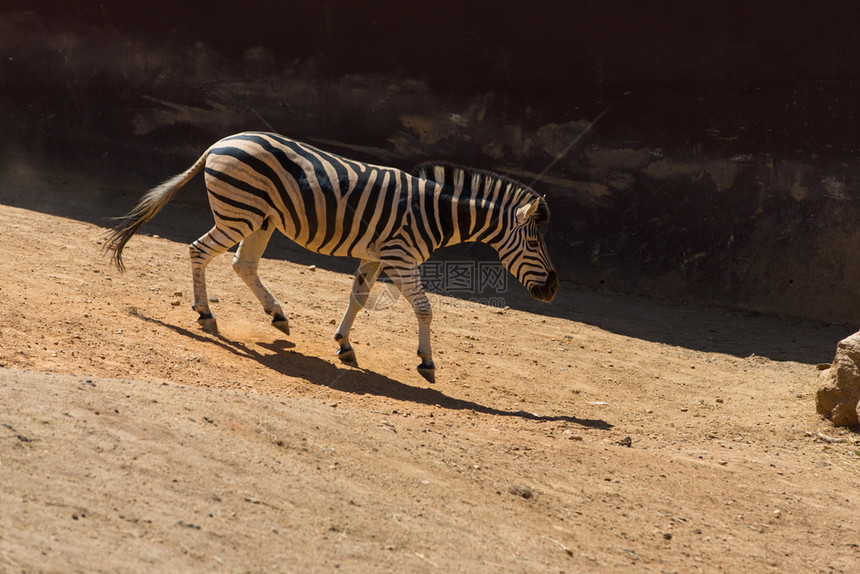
[203,133,405,258]
[106,132,557,381]
[411,162,554,294]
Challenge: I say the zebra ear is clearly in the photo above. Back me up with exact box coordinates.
[515,200,539,224]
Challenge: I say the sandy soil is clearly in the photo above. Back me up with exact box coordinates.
[1,173,859,573]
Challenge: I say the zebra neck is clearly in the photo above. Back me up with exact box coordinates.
[435,187,510,249]
[412,163,530,251]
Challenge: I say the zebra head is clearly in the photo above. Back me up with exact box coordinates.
[497,195,558,302]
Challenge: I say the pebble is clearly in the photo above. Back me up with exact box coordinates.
[178,520,201,530]
[561,429,583,441]
[509,485,534,499]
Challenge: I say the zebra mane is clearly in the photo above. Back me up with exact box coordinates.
[412,162,550,225]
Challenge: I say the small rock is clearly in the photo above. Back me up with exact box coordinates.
[662,532,673,540]
[308,265,317,271]
[562,429,584,441]
[509,485,534,499]
[617,436,632,447]
[178,520,201,530]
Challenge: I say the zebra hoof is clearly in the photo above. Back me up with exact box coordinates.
[337,347,358,367]
[271,318,290,336]
[417,363,436,384]
[197,315,218,333]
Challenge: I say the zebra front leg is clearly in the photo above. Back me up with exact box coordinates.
[190,226,236,333]
[387,264,435,383]
[334,260,382,367]
[232,219,290,335]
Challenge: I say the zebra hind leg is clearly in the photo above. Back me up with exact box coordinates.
[231,220,290,335]
[386,265,435,383]
[334,260,383,367]
[190,226,237,333]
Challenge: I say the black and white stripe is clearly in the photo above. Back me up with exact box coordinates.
[107,132,557,381]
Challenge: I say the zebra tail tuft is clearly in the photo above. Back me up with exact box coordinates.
[104,152,207,272]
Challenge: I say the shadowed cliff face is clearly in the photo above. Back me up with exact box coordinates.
[3,4,860,323]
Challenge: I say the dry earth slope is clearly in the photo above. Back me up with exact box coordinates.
[0,174,859,573]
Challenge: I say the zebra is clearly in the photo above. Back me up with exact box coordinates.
[106,132,558,382]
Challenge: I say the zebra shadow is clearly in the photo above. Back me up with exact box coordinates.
[128,309,611,429]
[255,340,612,429]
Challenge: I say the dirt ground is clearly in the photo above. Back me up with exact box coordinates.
[1,171,859,573]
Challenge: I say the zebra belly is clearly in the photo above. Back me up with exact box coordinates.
[279,223,381,261]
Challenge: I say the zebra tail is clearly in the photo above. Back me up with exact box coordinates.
[105,151,208,272]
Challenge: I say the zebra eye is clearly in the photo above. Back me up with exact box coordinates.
[527,239,540,249]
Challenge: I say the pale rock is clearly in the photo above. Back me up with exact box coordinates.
[816,331,860,426]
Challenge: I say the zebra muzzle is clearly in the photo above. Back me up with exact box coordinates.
[529,270,558,302]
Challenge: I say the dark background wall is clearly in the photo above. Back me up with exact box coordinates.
[2,1,860,322]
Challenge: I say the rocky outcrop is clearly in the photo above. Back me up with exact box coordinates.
[817,332,860,427]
